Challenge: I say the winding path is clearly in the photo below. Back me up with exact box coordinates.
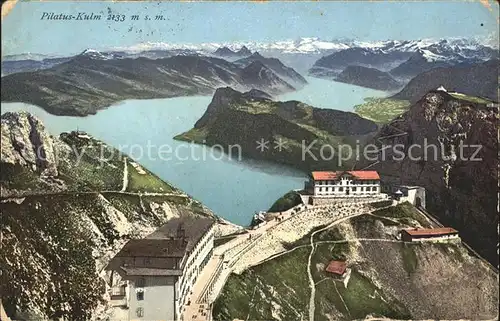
[306,214,364,321]
[305,207,397,321]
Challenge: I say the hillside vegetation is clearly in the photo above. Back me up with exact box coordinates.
[175,87,378,171]
[213,203,498,320]
[354,97,410,124]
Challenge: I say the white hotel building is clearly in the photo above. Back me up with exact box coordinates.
[106,216,215,321]
[307,171,381,198]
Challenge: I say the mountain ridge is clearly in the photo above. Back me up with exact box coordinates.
[392,59,499,102]
[1,54,304,116]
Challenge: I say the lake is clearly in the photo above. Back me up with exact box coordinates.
[1,77,387,226]
[279,76,387,110]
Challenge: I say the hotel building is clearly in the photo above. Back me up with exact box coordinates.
[306,171,381,198]
[106,216,216,321]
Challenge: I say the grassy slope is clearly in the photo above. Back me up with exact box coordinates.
[449,92,493,104]
[126,160,176,193]
[354,97,410,124]
[213,204,498,320]
[213,247,311,321]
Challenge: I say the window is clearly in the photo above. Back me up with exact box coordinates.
[136,277,145,288]
[352,187,356,191]
[319,187,322,192]
[136,307,144,318]
[137,291,144,301]
[373,186,377,191]
[339,187,343,192]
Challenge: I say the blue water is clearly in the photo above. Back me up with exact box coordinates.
[278,77,387,110]
[1,77,386,226]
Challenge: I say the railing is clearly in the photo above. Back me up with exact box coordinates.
[228,234,263,269]
[197,256,225,304]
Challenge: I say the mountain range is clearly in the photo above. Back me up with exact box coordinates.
[233,52,308,89]
[3,37,496,75]
[308,38,498,81]
[1,51,305,116]
[393,59,499,102]
[335,65,401,91]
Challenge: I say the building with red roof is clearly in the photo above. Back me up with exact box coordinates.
[401,227,459,242]
[325,260,347,276]
[306,170,381,199]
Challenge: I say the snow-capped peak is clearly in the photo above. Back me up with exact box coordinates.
[79,48,118,60]
[419,49,447,62]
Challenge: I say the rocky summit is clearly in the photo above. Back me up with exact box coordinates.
[357,90,498,265]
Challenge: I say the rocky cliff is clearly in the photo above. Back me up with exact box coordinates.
[357,91,498,265]
[174,87,378,171]
[0,112,219,320]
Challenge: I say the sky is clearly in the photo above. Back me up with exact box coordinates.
[2,1,498,57]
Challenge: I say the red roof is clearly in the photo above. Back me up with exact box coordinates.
[311,171,380,181]
[325,260,347,275]
[403,227,458,236]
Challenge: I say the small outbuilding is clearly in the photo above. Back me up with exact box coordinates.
[401,227,459,242]
[325,260,347,277]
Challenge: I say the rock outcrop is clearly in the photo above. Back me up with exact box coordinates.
[1,112,58,176]
[358,90,498,265]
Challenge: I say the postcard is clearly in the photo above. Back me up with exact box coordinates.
[1,1,498,320]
